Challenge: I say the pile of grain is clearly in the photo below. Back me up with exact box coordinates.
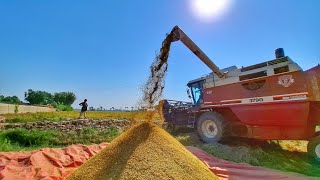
[67,122,218,179]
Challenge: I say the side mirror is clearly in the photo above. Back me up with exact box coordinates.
[187,89,192,99]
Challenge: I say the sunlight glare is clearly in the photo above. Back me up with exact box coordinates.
[191,0,231,22]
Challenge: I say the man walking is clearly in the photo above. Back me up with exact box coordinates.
[79,99,88,119]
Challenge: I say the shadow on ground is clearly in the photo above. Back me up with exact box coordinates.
[170,127,320,177]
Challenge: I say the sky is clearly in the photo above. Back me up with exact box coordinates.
[0,0,319,109]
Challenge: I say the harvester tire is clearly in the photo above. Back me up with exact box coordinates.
[307,136,320,161]
[197,112,225,143]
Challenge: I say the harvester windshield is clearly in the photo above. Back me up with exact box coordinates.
[188,80,204,105]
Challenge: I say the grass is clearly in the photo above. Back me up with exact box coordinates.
[0,129,57,152]
[198,140,320,177]
[2,111,160,123]
[0,127,121,152]
[171,126,320,177]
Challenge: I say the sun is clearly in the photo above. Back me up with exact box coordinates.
[190,0,232,22]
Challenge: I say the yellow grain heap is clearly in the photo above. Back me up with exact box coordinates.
[67,122,218,180]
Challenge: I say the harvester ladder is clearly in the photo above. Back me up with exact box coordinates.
[187,113,196,128]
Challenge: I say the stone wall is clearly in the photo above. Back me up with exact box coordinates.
[0,103,55,114]
[1,119,131,131]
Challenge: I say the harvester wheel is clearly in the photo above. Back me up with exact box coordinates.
[307,136,320,161]
[197,112,225,143]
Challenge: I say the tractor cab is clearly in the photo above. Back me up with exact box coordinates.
[187,79,205,106]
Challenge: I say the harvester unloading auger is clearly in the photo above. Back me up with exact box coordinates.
[159,26,320,160]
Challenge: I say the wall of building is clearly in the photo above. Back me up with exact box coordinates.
[0,103,55,114]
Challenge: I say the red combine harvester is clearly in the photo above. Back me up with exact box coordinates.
[160,26,320,159]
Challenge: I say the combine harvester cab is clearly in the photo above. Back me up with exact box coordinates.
[159,26,320,160]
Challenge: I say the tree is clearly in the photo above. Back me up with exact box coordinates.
[24,89,54,105]
[0,95,21,104]
[53,92,76,106]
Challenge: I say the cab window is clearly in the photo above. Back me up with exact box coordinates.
[189,81,203,105]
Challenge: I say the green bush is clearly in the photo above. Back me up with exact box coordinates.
[14,104,19,114]
[56,103,73,111]
[0,127,121,151]
[5,118,23,123]
[0,128,56,147]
